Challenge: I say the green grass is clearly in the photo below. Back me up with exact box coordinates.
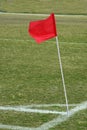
[50,110,87,130]
[0,0,87,15]
[0,110,57,127]
[0,13,87,129]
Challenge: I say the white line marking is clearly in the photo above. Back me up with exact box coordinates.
[0,38,29,42]
[0,101,87,130]
[0,38,86,44]
[0,106,66,115]
[0,103,78,116]
[0,12,86,17]
[37,101,87,130]
[0,124,35,130]
[19,103,78,108]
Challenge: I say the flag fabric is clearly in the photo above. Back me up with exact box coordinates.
[28,13,57,44]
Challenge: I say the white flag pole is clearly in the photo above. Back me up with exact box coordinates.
[56,36,69,116]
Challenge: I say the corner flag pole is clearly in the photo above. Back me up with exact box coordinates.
[56,36,69,116]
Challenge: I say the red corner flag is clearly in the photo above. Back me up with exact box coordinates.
[28,13,57,44]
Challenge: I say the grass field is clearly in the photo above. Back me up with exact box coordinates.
[0,1,87,130]
[0,0,87,15]
[0,13,87,130]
